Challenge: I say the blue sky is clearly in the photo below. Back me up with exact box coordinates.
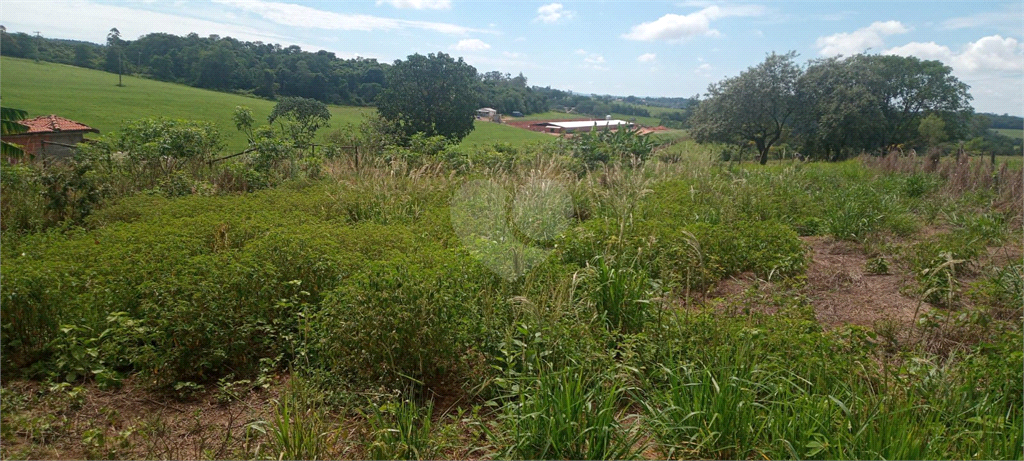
[3,1,1022,115]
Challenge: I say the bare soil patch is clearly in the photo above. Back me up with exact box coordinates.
[708,237,928,329]
[0,377,288,460]
[801,236,926,328]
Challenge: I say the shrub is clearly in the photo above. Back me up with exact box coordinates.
[81,118,223,191]
[309,255,500,393]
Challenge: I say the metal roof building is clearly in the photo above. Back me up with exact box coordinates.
[531,119,634,133]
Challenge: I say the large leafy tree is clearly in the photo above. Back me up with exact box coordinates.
[796,54,972,159]
[793,56,887,160]
[689,51,802,165]
[376,52,479,143]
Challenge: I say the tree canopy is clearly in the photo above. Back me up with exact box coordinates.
[795,54,972,159]
[267,96,331,149]
[689,51,975,162]
[376,52,479,143]
[689,51,801,165]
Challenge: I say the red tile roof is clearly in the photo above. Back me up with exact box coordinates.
[16,115,99,134]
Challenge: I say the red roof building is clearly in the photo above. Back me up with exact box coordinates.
[5,115,100,161]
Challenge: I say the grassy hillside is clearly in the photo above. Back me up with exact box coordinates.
[0,57,553,152]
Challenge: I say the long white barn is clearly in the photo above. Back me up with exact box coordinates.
[531,119,634,133]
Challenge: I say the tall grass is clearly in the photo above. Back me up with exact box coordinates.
[500,367,642,460]
[364,399,437,460]
[264,380,339,461]
[646,328,1023,460]
[864,153,1023,222]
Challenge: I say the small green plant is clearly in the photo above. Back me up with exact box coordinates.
[265,382,336,461]
[365,399,437,460]
[866,257,891,275]
[919,252,967,307]
[500,367,641,460]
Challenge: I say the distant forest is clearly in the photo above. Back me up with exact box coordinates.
[980,113,1024,130]
[0,29,693,123]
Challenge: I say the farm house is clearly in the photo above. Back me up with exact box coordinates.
[530,119,634,134]
[5,115,99,161]
[476,107,497,118]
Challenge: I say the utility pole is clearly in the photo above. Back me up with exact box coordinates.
[33,31,41,63]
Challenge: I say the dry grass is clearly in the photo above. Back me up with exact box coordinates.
[863,152,1023,221]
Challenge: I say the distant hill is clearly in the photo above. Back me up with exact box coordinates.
[979,113,1024,130]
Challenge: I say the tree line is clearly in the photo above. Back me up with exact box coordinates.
[2,28,688,121]
[689,51,1019,163]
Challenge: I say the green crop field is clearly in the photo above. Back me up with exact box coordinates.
[2,142,1021,459]
[1,57,550,152]
[992,128,1024,140]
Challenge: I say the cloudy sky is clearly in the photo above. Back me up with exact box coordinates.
[3,1,1022,115]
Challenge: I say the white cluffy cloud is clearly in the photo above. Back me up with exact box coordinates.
[376,0,451,9]
[535,3,574,24]
[815,20,909,56]
[451,38,491,51]
[622,4,765,41]
[883,35,1024,115]
[637,53,657,62]
[576,49,608,70]
[215,0,489,35]
[576,49,605,63]
[884,35,1024,72]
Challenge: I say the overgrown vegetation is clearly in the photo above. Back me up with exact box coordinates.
[3,34,1022,458]
[2,121,1020,458]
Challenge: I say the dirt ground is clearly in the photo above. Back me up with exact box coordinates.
[709,234,1022,331]
[801,236,925,327]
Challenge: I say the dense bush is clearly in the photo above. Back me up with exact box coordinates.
[310,255,501,392]
[0,189,429,385]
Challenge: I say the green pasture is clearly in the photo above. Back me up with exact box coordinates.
[992,128,1023,140]
[1,57,373,151]
[1,57,552,153]
[462,120,555,147]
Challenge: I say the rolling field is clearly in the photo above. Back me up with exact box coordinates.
[0,57,551,152]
